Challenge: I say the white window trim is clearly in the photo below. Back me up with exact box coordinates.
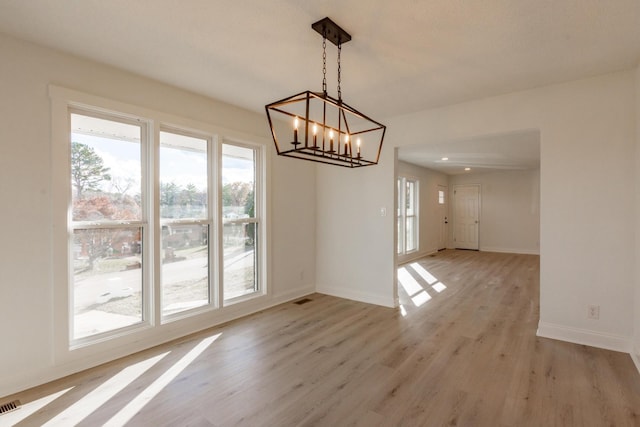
[157,126,217,322]
[50,85,270,366]
[397,175,419,255]
[68,108,153,347]
[219,137,267,306]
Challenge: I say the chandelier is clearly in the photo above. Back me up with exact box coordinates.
[265,17,386,168]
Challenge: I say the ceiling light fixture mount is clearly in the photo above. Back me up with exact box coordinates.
[265,17,386,168]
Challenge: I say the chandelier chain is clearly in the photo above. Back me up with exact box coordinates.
[322,34,327,95]
[337,41,342,101]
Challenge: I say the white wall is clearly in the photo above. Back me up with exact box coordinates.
[316,70,636,352]
[450,169,540,255]
[316,162,396,307]
[0,34,316,397]
[397,161,449,262]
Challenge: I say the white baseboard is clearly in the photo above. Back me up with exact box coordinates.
[268,285,316,306]
[0,285,316,399]
[397,249,438,265]
[316,284,395,308]
[480,246,540,255]
[536,321,631,353]
[632,344,640,375]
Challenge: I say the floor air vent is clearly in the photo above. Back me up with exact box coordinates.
[0,400,21,415]
[294,298,312,305]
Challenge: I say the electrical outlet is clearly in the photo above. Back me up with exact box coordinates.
[380,207,387,217]
[587,305,600,320]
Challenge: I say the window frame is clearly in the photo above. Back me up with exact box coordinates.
[219,138,266,305]
[397,175,419,255]
[50,85,268,360]
[158,126,216,320]
[65,107,155,348]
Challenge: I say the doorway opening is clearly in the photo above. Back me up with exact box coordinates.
[394,129,540,305]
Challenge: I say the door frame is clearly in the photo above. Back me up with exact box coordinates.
[437,184,448,250]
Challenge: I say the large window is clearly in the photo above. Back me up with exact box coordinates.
[397,176,418,255]
[159,130,211,316]
[222,143,259,301]
[70,112,146,340]
[62,100,265,347]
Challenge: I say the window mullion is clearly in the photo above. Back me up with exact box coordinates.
[71,221,146,229]
[398,177,406,254]
[150,121,161,326]
[214,135,224,308]
[209,134,218,308]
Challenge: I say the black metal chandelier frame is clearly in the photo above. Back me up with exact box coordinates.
[265,17,386,168]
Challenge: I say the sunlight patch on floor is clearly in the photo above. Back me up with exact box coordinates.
[398,267,432,307]
[103,333,221,426]
[398,261,449,311]
[410,262,438,285]
[2,387,74,425]
[397,267,423,296]
[43,352,169,426]
[432,282,447,293]
[411,290,431,306]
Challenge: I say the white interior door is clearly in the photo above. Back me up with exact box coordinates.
[453,184,480,250]
[437,185,447,250]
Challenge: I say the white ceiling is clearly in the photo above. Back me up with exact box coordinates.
[1,0,638,172]
[397,130,540,175]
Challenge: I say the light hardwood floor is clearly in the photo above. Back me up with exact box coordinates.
[3,250,640,426]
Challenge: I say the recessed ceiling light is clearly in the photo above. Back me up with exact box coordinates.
[441,157,449,161]
[464,167,471,171]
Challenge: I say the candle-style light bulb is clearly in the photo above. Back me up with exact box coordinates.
[344,134,350,156]
[293,116,299,144]
[329,130,334,152]
[312,124,318,148]
[357,138,361,157]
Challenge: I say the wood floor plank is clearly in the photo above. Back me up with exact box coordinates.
[3,250,640,426]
